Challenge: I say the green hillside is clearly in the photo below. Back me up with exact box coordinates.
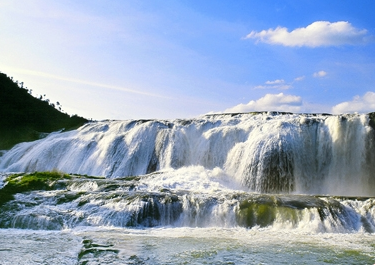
[0,72,88,149]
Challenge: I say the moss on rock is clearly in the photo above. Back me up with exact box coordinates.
[0,171,71,206]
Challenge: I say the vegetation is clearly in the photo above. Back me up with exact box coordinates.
[0,72,88,149]
[237,199,277,228]
[0,171,71,206]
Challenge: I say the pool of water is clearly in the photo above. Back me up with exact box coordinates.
[1,227,374,264]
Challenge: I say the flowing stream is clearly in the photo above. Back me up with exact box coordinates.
[0,112,374,264]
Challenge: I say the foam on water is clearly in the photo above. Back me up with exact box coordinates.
[137,166,244,193]
[0,229,82,265]
[2,227,373,264]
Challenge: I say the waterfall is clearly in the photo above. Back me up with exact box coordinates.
[1,112,374,196]
[0,175,374,232]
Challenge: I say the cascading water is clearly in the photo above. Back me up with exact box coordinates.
[1,112,375,264]
[0,172,374,233]
[1,112,374,196]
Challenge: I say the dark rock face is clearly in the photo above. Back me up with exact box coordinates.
[369,112,375,130]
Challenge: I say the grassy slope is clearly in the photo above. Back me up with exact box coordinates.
[0,72,88,149]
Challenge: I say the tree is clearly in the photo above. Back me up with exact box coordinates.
[0,72,88,149]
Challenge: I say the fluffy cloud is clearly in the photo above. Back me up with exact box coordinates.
[245,21,369,47]
[313,71,327,78]
[224,93,303,113]
[332,92,375,114]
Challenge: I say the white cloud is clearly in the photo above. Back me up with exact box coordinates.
[332,92,375,114]
[313,71,327,78]
[294,76,305,81]
[254,79,292,90]
[254,85,292,90]
[224,93,303,113]
[245,21,370,47]
[265,79,284,85]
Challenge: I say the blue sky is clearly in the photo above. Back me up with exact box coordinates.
[1,0,375,120]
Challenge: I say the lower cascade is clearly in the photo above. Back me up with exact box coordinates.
[0,172,374,232]
[0,112,375,233]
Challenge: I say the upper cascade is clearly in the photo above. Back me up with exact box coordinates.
[1,112,375,196]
